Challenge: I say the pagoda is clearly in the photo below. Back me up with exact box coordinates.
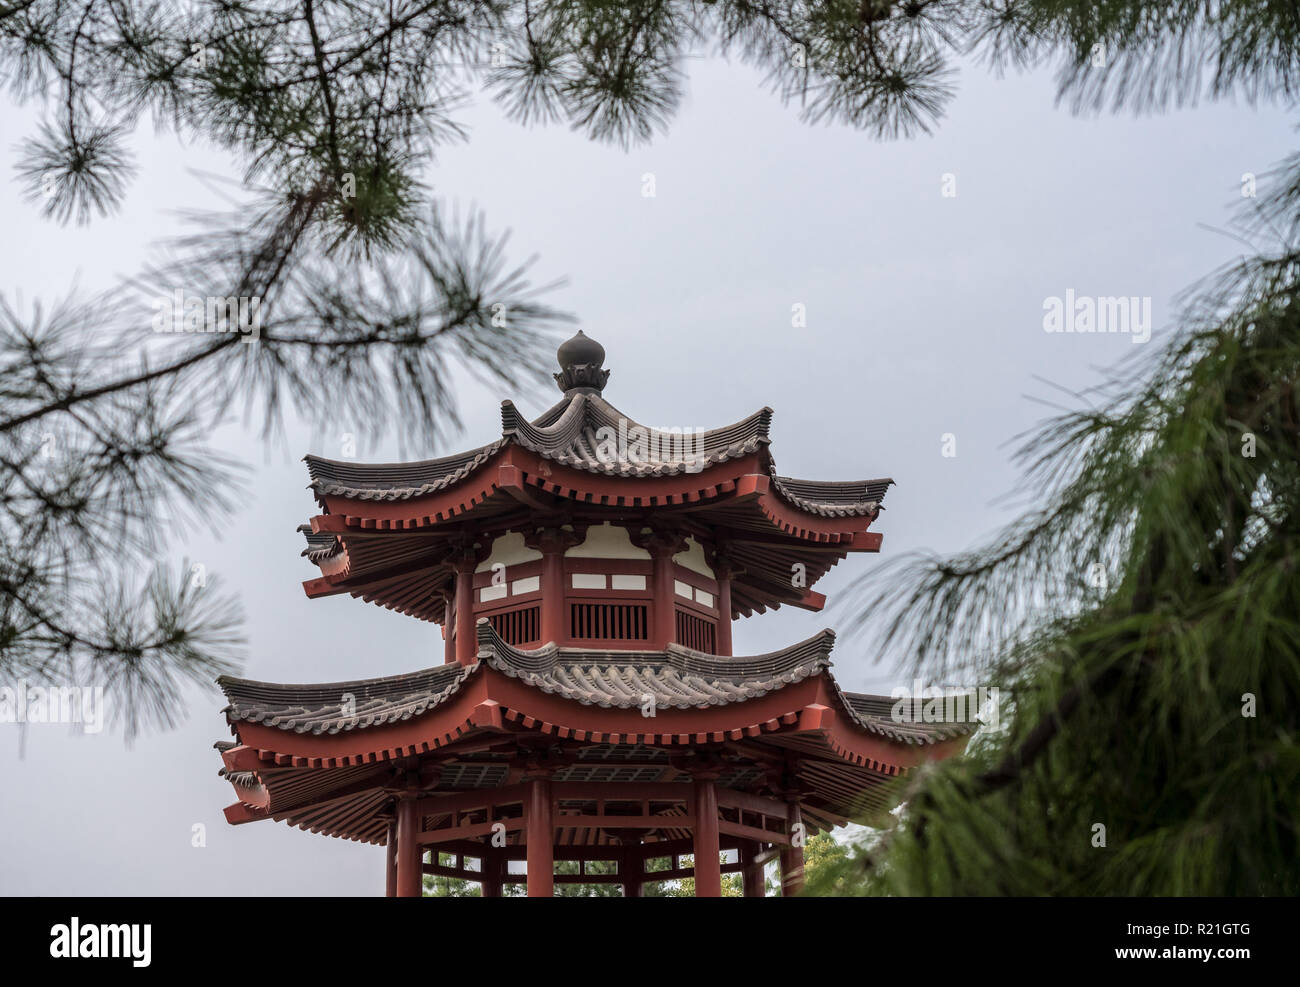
[214,331,971,896]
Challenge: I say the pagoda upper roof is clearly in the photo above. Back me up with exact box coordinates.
[304,390,890,519]
[294,332,896,619]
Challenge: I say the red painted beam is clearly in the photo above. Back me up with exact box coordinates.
[791,589,828,613]
[220,744,264,772]
[222,801,270,825]
[302,575,343,598]
[849,530,884,552]
[309,514,350,534]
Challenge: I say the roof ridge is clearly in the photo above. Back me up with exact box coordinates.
[501,391,589,451]
[216,661,468,699]
[474,618,836,680]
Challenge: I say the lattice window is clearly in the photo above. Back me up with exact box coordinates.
[675,608,716,654]
[439,763,510,788]
[489,605,539,646]
[570,602,648,641]
[553,765,666,784]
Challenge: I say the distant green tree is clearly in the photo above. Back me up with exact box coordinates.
[642,852,743,897]
[554,858,622,897]
[422,873,481,897]
[790,831,847,895]
[422,852,481,897]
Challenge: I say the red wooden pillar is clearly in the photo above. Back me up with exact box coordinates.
[395,795,423,898]
[780,801,804,897]
[714,561,734,657]
[622,846,642,898]
[454,555,476,665]
[526,526,581,647]
[442,589,455,664]
[741,841,765,898]
[481,850,503,898]
[525,777,554,897]
[385,819,398,897]
[633,529,686,649]
[692,776,722,897]
[539,536,566,647]
[648,539,680,649]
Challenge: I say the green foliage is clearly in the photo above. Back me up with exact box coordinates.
[554,857,622,896]
[642,853,743,896]
[836,169,1300,894]
[794,831,849,895]
[422,851,494,895]
[422,873,482,896]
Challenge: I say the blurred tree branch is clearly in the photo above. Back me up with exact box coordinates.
[1,1,1295,762]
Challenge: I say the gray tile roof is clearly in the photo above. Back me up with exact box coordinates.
[304,440,506,502]
[768,471,894,518]
[482,625,835,710]
[296,524,342,562]
[500,392,771,477]
[220,662,473,735]
[301,390,890,518]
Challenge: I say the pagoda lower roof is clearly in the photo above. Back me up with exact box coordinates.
[220,624,961,747]
[214,622,974,843]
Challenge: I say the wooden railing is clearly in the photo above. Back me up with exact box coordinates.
[488,605,540,648]
[675,607,717,654]
[570,602,649,642]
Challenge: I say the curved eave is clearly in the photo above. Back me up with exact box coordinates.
[304,440,506,506]
[217,630,970,780]
[308,448,880,542]
[768,471,894,519]
[217,673,970,842]
[302,392,887,523]
[298,445,885,618]
[215,626,974,842]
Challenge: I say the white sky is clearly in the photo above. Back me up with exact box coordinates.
[0,50,1292,894]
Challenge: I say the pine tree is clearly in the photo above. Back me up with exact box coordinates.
[2,1,1296,756]
[819,156,1300,895]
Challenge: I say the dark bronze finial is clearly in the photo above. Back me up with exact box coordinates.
[554,329,610,394]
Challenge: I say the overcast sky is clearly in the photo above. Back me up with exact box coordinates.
[1,48,1293,895]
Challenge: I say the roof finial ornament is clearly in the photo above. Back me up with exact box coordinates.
[554,329,610,395]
